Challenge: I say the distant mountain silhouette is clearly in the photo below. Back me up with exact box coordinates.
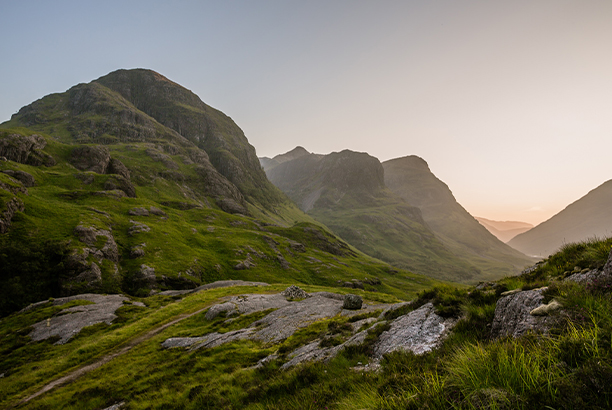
[508,180,612,257]
[263,148,534,282]
[475,217,533,243]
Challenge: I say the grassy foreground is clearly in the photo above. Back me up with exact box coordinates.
[0,238,610,409]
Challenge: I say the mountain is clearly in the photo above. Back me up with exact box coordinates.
[382,156,534,277]
[4,68,285,211]
[264,148,497,283]
[508,179,612,257]
[475,217,533,242]
[0,70,445,315]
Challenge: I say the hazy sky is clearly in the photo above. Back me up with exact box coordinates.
[2,0,611,225]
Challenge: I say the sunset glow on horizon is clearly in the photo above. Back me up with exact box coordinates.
[2,0,611,226]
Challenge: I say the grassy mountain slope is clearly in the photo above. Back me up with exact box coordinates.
[509,179,612,257]
[3,68,285,210]
[2,237,611,409]
[383,156,535,278]
[0,127,443,316]
[264,149,484,283]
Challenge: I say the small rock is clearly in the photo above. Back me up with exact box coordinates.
[128,220,150,236]
[281,285,310,300]
[500,289,522,296]
[343,294,363,310]
[101,402,125,410]
[128,207,150,216]
[149,206,167,216]
[234,254,255,270]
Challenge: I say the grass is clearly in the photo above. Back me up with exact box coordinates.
[2,238,612,409]
[0,128,446,316]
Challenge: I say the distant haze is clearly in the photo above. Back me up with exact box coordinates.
[2,1,612,225]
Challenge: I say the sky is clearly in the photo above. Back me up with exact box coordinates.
[1,0,611,226]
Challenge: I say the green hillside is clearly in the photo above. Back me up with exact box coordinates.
[264,149,484,283]
[383,156,535,279]
[1,235,610,409]
[0,70,450,316]
[3,68,285,210]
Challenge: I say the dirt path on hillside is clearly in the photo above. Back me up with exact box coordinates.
[11,280,270,408]
[13,305,208,408]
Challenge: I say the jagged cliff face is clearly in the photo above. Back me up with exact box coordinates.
[8,68,284,208]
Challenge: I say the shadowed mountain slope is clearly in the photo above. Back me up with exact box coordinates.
[382,156,534,277]
[509,179,612,257]
[264,148,490,283]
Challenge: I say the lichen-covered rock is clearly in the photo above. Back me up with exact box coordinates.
[343,281,364,290]
[373,302,455,358]
[491,288,555,338]
[138,265,156,284]
[130,244,146,259]
[343,294,363,310]
[74,261,102,283]
[205,302,238,320]
[28,294,128,344]
[281,285,310,300]
[216,198,248,215]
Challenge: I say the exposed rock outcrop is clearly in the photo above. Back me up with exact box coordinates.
[0,133,55,166]
[1,170,36,187]
[162,290,456,371]
[128,207,150,216]
[373,303,455,358]
[0,196,25,234]
[491,288,556,338]
[71,146,111,173]
[28,294,129,344]
[128,220,150,236]
[65,225,120,287]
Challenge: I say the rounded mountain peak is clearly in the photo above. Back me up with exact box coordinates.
[383,155,430,172]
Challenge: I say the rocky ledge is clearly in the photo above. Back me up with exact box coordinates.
[161,286,456,370]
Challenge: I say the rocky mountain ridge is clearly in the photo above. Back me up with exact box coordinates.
[262,147,534,283]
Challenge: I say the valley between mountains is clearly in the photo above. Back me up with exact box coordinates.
[1,69,612,410]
